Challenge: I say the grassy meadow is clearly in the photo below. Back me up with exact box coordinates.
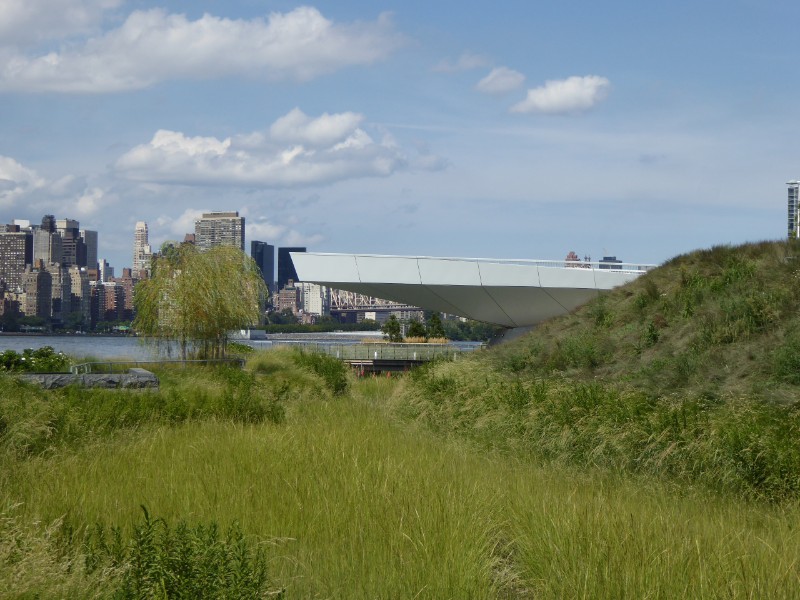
[0,344,799,598]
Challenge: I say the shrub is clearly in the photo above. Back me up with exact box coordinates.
[292,349,349,395]
[0,347,69,373]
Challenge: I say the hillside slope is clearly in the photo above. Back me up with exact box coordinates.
[394,241,800,501]
[491,240,800,402]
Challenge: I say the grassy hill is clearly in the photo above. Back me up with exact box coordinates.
[492,239,800,402]
[395,240,800,501]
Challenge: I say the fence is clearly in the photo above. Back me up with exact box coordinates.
[70,358,245,375]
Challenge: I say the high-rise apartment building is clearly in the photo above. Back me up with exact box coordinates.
[69,265,91,325]
[99,259,114,283]
[133,221,152,273]
[250,241,275,294]
[300,282,330,316]
[22,266,52,319]
[0,228,31,291]
[278,247,305,291]
[789,181,800,239]
[194,212,244,252]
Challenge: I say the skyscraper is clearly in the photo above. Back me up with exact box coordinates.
[789,181,800,239]
[56,218,86,267]
[32,228,62,266]
[194,212,245,252]
[80,229,98,271]
[250,241,275,294]
[133,221,152,273]
[278,247,305,291]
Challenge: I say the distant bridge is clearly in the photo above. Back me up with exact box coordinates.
[292,252,655,328]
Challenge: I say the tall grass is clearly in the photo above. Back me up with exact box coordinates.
[3,381,799,597]
[398,359,800,501]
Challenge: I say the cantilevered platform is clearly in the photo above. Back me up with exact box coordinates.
[291,253,654,328]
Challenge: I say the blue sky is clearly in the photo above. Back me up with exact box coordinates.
[1,0,798,271]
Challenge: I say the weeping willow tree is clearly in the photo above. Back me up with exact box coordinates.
[134,243,268,359]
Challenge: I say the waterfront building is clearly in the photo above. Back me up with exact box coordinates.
[56,218,86,267]
[789,181,800,239]
[251,240,275,294]
[0,228,32,290]
[69,266,91,325]
[275,280,301,314]
[300,282,330,316]
[194,212,244,252]
[22,266,52,319]
[46,264,71,323]
[133,221,152,273]
[32,228,62,266]
[277,247,305,291]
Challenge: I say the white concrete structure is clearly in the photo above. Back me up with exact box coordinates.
[291,253,654,328]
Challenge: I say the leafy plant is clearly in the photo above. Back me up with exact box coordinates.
[83,507,282,599]
[0,347,69,373]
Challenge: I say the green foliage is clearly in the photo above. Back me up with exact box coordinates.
[0,346,69,372]
[426,312,446,339]
[82,507,280,599]
[134,244,267,359]
[292,349,349,395]
[401,360,800,501]
[381,314,403,342]
[440,318,503,341]
[773,332,800,385]
[0,365,286,459]
[227,341,255,355]
[406,319,427,339]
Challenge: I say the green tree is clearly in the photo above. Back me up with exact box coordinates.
[381,314,403,342]
[406,319,427,339]
[134,244,267,359]
[426,312,446,339]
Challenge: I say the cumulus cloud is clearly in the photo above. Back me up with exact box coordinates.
[511,75,611,114]
[74,186,111,215]
[114,108,445,188]
[270,108,364,147]
[0,0,120,46]
[0,155,46,207]
[0,7,403,92]
[476,66,525,94]
[432,51,489,73]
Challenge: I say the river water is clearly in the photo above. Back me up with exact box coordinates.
[0,334,483,360]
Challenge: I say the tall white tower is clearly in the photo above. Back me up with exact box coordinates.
[133,221,152,273]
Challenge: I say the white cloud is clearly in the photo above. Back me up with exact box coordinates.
[476,66,525,94]
[114,108,445,188]
[0,7,403,92]
[433,51,489,73]
[74,186,110,216]
[0,155,46,207]
[270,108,364,147]
[511,75,611,114]
[0,0,120,46]
[165,208,208,239]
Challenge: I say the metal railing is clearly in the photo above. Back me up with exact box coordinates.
[70,358,245,375]
[272,341,482,362]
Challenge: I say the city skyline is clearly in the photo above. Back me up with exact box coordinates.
[1,1,799,271]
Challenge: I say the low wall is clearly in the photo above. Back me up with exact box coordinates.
[19,368,159,389]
